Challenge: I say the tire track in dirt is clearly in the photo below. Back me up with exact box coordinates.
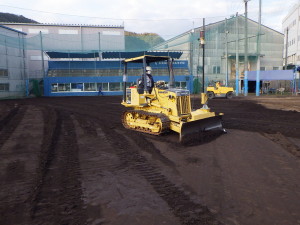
[30,107,59,220]
[74,115,181,224]
[99,122,222,225]
[0,106,42,225]
[74,115,128,225]
[0,105,25,149]
[30,108,87,225]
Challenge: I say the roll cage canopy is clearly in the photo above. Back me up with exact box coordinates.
[122,55,175,101]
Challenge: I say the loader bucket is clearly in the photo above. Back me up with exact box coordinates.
[180,115,224,145]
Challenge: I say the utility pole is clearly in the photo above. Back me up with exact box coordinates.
[98,32,101,61]
[225,18,229,86]
[39,31,45,78]
[244,0,250,96]
[200,18,206,93]
[80,25,83,52]
[285,27,289,70]
[235,12,239,96]
[255,0,261,96]
[190,30,194,78]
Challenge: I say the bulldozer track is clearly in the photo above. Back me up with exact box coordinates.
[73,110,222,224]
[131,153,221,225]
[99,121,222,225]
[30,108,86,225]
[122,110,170,135]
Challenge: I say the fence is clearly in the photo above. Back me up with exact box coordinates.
[0,14,296,98]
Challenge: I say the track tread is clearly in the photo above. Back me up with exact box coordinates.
[122,110,170,135]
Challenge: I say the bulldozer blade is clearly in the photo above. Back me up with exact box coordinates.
[180,115,224,144]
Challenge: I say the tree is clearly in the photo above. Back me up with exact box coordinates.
[0,12,38,23]
[125,31,164,52]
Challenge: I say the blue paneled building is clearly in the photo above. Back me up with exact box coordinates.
[44,51,193,96]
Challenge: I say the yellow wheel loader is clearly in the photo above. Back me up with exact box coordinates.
[206,82,234,99]
[121,55,224,142]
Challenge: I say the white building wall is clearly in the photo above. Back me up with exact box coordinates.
[0,26,26,98]
[282,3,300,66]
[0,23,125,79]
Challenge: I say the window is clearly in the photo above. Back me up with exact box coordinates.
[59,29,78,34]
[102,83,109,91]
[109,82,121,91]
[84,83,96,91]
[28,29,49,34]
[52,82,125,92]
[0,83,9,91]
[273,67,279,70]
[102,31,121,36]
[0,69,8,77]
[51,83,58,92]
[71,83,83,91]
[213,66,220,74]
[260,67,266,71]
[58,83,70,92]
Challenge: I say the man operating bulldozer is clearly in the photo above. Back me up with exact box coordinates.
[138,66,154,94]
[145,66,154,93]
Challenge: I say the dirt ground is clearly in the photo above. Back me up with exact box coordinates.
[0,95,300,225]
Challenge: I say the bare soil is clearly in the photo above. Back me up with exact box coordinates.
[0,95,300,225]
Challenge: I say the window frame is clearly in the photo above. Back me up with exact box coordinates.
[0,83,9,91]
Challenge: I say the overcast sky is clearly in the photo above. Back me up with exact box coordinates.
[0,0,299,39]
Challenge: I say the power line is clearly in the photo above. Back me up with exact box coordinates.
[0,4,233,21]
[0,4,123,20]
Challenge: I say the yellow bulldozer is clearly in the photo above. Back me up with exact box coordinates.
[121,55,224,142]
[206,82,234,99]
